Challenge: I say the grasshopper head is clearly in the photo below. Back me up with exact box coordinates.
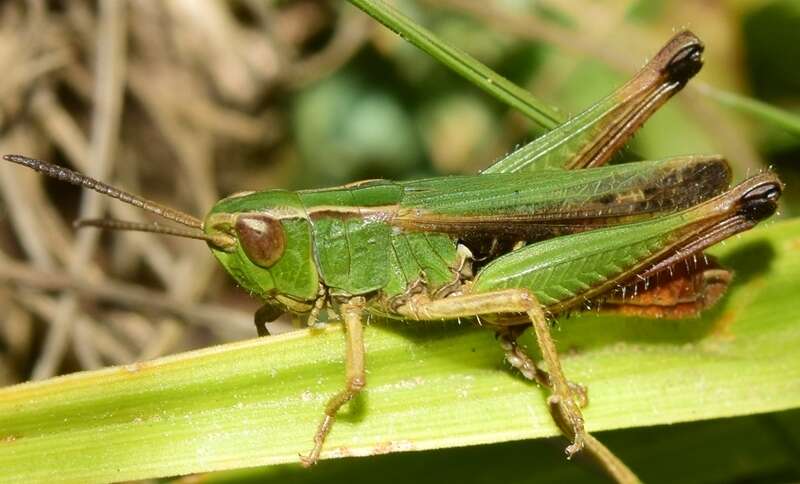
[203,190,319,301]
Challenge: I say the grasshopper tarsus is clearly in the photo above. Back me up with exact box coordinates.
[570,382,589,409]
[255,322,270,337]
[548,393,585,459]
[499,326,590,457]
[498,328,589,408]
[300,414,333,468]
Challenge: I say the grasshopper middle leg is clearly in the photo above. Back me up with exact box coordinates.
[497,327,589,409]
[300,297,366,467]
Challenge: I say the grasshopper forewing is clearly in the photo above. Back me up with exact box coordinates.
[1,30,783,484]
[395,156,731,248]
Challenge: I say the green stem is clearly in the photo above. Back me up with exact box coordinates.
[697,83,800,137]
[346,0,563,129]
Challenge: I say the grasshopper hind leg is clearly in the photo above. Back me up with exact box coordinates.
[395,290,638,482]
[395,289,589,456]
[300,297,367,467]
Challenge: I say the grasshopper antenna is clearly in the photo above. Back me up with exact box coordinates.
[74,219,234,247]
[3,154,203,229]
[2,154,236,249]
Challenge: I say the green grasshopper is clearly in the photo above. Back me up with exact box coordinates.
[3,31,782,482]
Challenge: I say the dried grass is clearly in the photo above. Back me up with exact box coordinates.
[0,1,368,383]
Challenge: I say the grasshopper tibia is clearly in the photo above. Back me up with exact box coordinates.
[301,297,366,467]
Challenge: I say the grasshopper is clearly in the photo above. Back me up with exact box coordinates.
[3,31,782,482]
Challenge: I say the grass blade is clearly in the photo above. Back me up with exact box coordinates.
[346,0,562,129]
[697,83,800,137]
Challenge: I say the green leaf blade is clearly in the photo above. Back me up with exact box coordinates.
[698,83,800,137]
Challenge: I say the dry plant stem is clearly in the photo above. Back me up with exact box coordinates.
[31,89,87,166]
[72,318,104,370]
[14,291,136,366]
[287,6,371,88]
[76,318,137,365]
[0,0,68,102]
[0,298,34,368]
[0,256,253,339]
[33,0,127,380]
[583,433,642,484]
[160,1,281,105]
[0,52,67,99]
[124,65,222,303]
[10,96,222,358]
[30,87,187,290]
[138,319,184,361]
[125,67,218,210]
[178,97,276,144]
[107,312,156,349]
[0,152,79,270]
[105,4,226,303]
[0,1,331,378]
[0,161,56,268]
[119,64,224,351]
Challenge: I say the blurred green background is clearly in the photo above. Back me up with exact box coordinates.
[0,0,798,482]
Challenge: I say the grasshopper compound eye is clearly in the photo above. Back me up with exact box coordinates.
[235,214,286,268]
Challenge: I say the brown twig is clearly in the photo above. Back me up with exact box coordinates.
[1,256,253,339]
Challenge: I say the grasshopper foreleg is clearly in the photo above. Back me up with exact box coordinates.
[254,303,285,336]
[300,297,366,467]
